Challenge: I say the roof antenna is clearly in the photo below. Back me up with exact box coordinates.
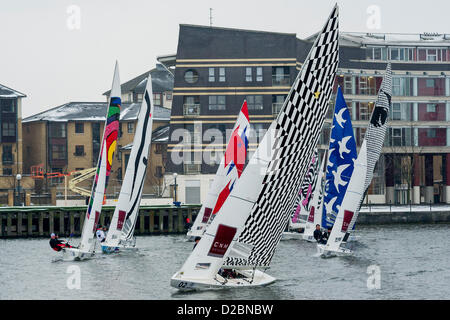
[209,8,213,27]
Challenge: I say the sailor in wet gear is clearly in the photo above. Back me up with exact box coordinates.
[49,233,72,251]
[313,224,322,242]
[96,226,106,243]
[193,236,201,250]
[319,228,332,244]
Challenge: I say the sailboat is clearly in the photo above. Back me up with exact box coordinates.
[318,63,392,257]
[62,62,121,261]
[170,5,339,290]
[301,150,327,242]
[187,101,250,240]
[281,149,319,240]
[101,74,155,253]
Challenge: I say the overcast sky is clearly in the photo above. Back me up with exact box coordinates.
[1,0,450,117]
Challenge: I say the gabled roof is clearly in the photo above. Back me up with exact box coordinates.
[0,83,26,98]
[23,102,170,123]
[103,64,174,96]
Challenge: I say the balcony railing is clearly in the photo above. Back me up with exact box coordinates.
[184,163,201,175]
[183,104,200,117]
[272,103,283,116]
[73,152,86,157]
[272,74,290,86]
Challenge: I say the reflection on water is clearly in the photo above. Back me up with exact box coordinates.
[0,224,449,300]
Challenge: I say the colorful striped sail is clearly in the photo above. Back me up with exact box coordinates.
[78,62,121,253]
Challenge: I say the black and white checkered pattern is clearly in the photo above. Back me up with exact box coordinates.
[224,6,339,267]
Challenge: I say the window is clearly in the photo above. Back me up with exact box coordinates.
[426,79,435,88]
[74,145,85,156]
[118,149,122,161]
[209,96,226,110]
[166,92,172,100]
[272,95,286,115]
[392,77,412,96]
[427,129,436,138]
[3,168,12,176]
[1,99,16,112]
[2,122,15,137]
[391,103,402,120]
[2,145,13,164]
[246,95,263,110]
[184,69,199,83]
[392,128,403,146]
[256,67,263,82]
[183,96,200,116]
[137,94,143,102]
[219,68,226,82]
[153,93,161,106]
[426,49,437,61]
[49,123,66,138]
[245,67,252,82]
[155,144,164,154]
[366,47,387,60]
[427,104,436,113]
[155,166,163,178]
[272,67,290,86]
[208,68,215,82]
[51,145,66,160]
[75,122,84,134]
[358,102,374,121]
[127,122,134,133]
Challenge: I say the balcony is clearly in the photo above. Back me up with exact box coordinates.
[272,103,283,116]
[183,104,200,117]
[272,74,290,86]
[184,163,201,175]
[73,152,86,157]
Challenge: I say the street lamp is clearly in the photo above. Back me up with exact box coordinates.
[16,174,22,206]
[173,172,178,202]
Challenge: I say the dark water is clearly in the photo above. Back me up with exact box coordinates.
[0,224,449,300]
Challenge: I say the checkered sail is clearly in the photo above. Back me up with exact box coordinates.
[225,5,339,267]
[326,63,392,252]
[173,6,339,282]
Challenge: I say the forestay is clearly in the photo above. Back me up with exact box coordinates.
[325,63,392,252]
[105,74,155,246]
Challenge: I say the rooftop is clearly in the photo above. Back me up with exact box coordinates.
[22,101,171,123]
[339,32,450,47]
[121,124,169,150]
[0,83,26,98]
[103,63,174,96]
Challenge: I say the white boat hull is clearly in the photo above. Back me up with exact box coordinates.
[62,248,95,261]
[170,269,276,291]
[317,244,353,258]
[101,242,138,254]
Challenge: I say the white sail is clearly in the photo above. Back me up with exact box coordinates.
[187,101,250,239]
[172,5,339,285]
[324,63,392,253]
[78,62,121,253]
[302,150,327,240]
[104,74,155,248]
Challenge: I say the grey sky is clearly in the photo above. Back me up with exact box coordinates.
[1,0,449,118]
